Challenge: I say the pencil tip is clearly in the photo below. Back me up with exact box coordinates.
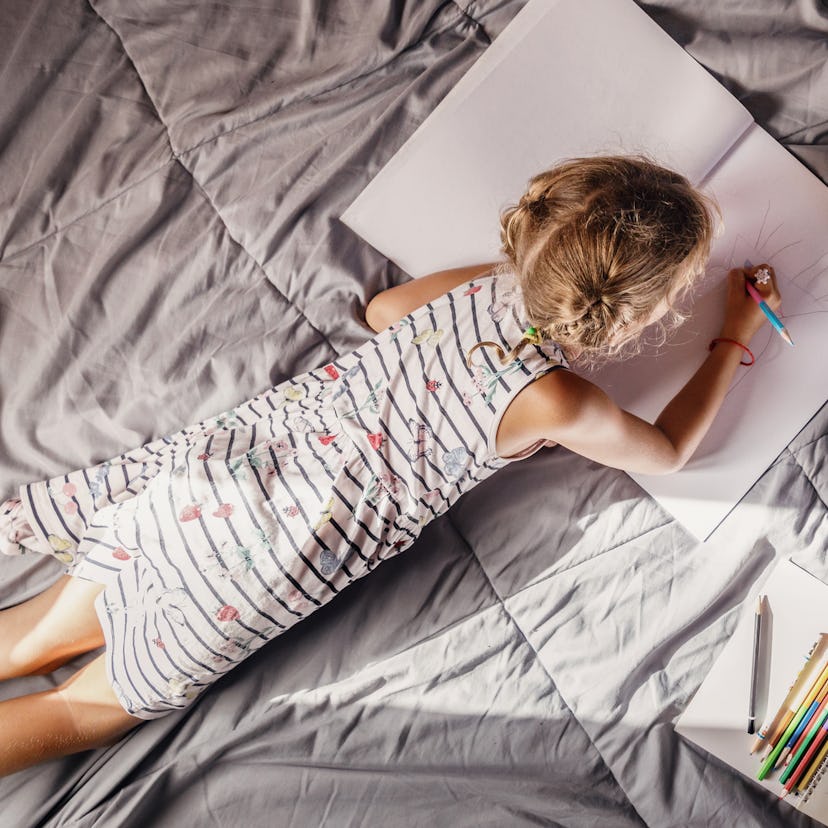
[779,789,789,800]
[782,329,794,346]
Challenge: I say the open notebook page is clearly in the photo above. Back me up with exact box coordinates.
[592,124,828,539]
[341,0,753,277]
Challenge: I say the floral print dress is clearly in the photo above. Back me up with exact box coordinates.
[3,266,567,718]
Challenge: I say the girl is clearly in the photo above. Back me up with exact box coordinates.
[0,155,780,776]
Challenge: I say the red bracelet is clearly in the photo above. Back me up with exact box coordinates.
[708,337,755,366]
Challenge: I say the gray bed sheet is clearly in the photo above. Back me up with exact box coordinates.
[0,1,826,825]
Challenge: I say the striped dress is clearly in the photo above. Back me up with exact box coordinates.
[13,266,568,718]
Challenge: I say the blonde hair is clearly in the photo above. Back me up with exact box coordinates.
[470,155,717,368]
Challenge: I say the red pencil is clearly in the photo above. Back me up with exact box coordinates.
[781,718,828,798]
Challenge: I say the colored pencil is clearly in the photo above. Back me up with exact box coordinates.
[783,681,828,767]
[761,711,794,760]
[744,279,794,347]
[797,737,828,792]
[758,659,828,780]
[755,636,828,754]
[780,710,828,794]
[781,699,822,767]
[752,634,828,755]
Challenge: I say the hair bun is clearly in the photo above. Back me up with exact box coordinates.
[499,155,715,367]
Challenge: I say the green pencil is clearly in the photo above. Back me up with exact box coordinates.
[779,706,828,786]
[758,673,828,781]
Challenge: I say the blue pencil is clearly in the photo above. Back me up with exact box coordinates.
[742,266,794,346]
[787,699,820,749]
[744,280,794,346]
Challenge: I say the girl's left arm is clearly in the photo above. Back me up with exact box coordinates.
[365,263,499,332]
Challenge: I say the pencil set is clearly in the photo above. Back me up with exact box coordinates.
[750,632,828,800]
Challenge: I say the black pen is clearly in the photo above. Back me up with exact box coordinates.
[748,595,765,734]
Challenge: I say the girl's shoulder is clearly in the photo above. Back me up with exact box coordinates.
[497,364,593,458]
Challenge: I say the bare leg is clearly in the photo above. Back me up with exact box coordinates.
[0,575,106,680]
[0,653,142,776]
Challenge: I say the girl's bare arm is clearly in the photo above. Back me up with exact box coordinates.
[532,266,782,475]
[365,263,499,332]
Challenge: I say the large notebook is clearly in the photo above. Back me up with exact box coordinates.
[341,0,828,540]
[676,558,828,823]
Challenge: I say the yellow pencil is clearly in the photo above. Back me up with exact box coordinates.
[797,736,828,792]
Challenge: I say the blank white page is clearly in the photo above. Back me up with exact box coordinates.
[341,0,752,276]
[594,124,828,539]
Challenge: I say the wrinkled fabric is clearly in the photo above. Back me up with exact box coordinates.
[0,0,826,825]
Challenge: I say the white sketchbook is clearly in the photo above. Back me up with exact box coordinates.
[676,558,828,823]
[341,0,828,540]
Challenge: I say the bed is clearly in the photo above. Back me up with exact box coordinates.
[1,1,826,825]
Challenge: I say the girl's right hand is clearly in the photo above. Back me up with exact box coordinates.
[718,264,782,344]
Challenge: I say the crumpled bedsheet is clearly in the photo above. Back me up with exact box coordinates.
[0,1,826,825]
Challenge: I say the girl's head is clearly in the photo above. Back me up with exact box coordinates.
[500,155,716,366]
